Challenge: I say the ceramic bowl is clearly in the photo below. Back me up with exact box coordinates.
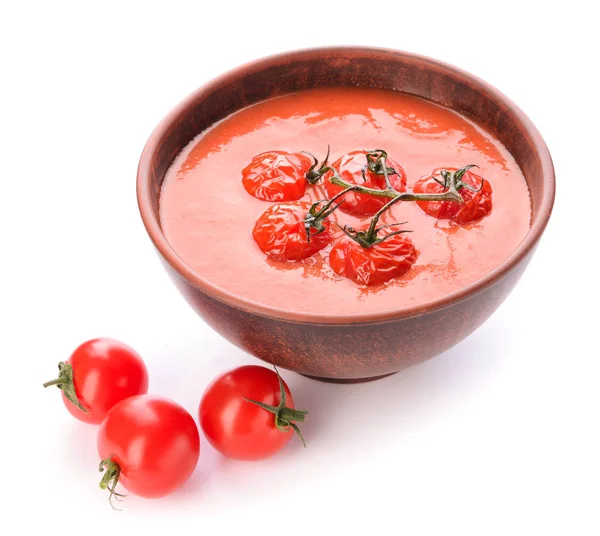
[137,47,555,382]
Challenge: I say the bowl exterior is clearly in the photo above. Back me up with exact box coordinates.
[159,247,535,381]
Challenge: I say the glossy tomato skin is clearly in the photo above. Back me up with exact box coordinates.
[64,338,148,424]
[324,151,407,215]
[242,151,313,202]
[329,227,419,287]
[97,395,200,498]
[200,366,296,461]
[413,168,493,224]
[252,201,332,261]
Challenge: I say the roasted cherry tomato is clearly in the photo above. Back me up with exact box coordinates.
[43,338,149,424]
[252,201,333,261]
[98,395,200,503]
[324,150,407,215]
[199,366,307,461]
[413,166,492,224]
[242,151,313,202]
[329,224,419,287]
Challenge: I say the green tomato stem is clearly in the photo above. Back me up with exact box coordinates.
[243,367,308,447]
[43,362,88,414]
[99,455,126,510]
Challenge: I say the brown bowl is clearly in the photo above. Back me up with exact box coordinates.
[137,47,555,383]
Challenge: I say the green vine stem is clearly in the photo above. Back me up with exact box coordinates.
[303,185,361,242]
[243,367,308,447]
[303,147,480,207]
[329,166,464,203]
[303,145,331,184]
[43,362,88,414]
[305,147,476,205]
[338,193,413,248]
[433,164,484,192]
[99,455,126,510]
[364,149,399,189]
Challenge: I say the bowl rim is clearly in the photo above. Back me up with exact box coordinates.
[137,46,555,325]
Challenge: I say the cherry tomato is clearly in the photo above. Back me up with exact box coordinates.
[242,151,313,202]
[43,338,149,424]
[413,167,492,224]
[252,201,333,261]
[324,150,407,215]
[329,225,419,286]
[98,395,200,502]
[199,366,307,461]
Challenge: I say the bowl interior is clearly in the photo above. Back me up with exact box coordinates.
[138,47,554,322]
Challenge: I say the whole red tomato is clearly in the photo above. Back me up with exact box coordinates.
[413,166,492,224]
[43,338,149,424]
[324,150,407,215]
[199,366,307,461]
[252,201,333,261]
[329,224,419,286]
[98,395,200,503]
[242,151,314,201]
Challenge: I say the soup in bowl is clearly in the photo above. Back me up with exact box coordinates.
[137,47,554,382]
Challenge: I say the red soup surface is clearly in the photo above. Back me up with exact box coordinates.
[160,88,531,315]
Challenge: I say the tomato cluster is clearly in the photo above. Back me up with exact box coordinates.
[245,148,492,287]
[45,339,306,507]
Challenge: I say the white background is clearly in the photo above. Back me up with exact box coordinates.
[2,1,598,534]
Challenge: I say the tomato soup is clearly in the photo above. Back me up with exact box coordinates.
[160,88,531,315]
